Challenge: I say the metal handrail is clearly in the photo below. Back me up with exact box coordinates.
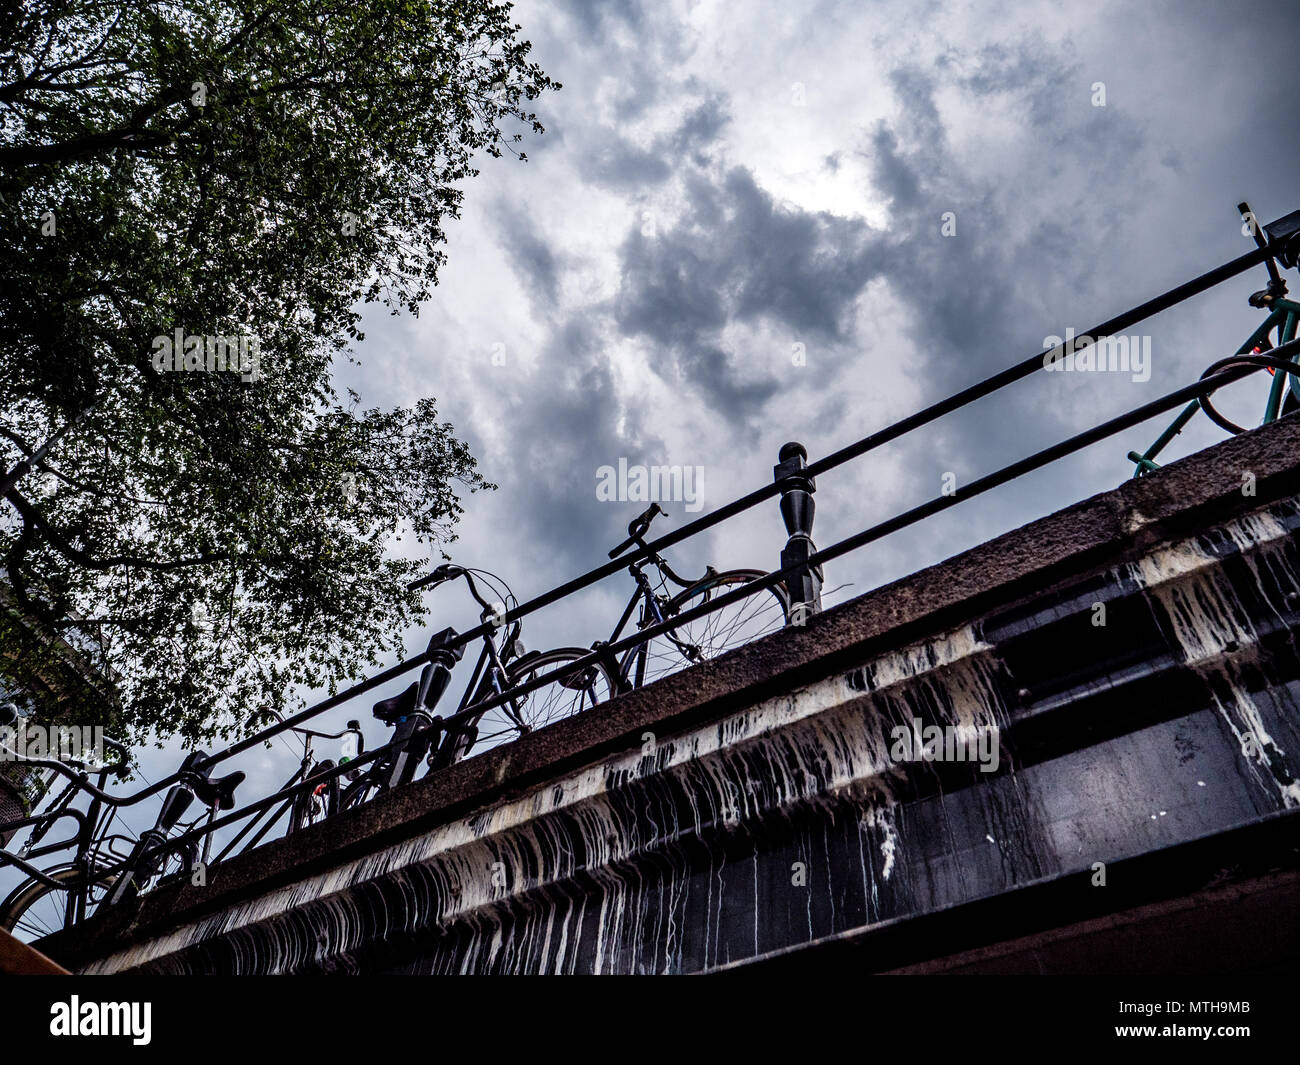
[3,233,1295,903]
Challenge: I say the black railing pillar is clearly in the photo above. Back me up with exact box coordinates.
[774,441,822,624]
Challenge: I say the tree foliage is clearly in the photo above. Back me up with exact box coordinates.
[0,0,558,746]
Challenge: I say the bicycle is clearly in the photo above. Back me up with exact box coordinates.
[341,516,792,803]
[101,749,245,906]
[209,709,365,851]
[337,565,616,810]
[284,717,366,835]
[0,708,131,941]
[1129,201,1300,475]
[598,503,792,692]
[0,722,244,942]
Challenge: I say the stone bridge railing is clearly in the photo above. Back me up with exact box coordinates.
[42,417,1300,974]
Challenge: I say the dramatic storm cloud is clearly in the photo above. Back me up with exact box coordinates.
[345,0,1300,635]
[101,0,1300,831]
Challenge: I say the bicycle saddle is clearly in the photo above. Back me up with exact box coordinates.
[193,770,245,810]
[178,751,246,809]
[373,681,418,724]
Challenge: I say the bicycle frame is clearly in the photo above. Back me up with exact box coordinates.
[351,568,527,796]
[1128,298,1300,475]
[447,606,526,727]
[601,505,720,690]
[104,750,246,905]
[210,715,363,860]
[0,730,134,927]
[0,731,247,937]
[602,555,707,689]
[427,568,552,756]
[1129,204,1300,475]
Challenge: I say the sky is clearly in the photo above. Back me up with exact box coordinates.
[337,0,1300,668]
[10,0,1300,892]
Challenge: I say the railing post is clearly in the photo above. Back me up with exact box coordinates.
[774,441,822,625]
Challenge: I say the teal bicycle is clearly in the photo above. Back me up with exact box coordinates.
[1129,202,1300,475]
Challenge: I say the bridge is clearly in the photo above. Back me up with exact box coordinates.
[37,413,1300,974]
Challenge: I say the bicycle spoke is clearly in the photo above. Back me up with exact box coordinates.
[457,652,615,759]
[14,904,60,939]
[629,573,787,688]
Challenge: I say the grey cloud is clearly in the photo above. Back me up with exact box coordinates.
[487,317,669,575]
[668,94,730,158]
[868,126,923,209]
[581,135,673,189]
[612,164,887,424]
[556,0,645,38]
[493,201,562,308]
[578,93,732,191]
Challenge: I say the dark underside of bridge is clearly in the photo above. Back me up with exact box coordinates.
[43,417,1300,975]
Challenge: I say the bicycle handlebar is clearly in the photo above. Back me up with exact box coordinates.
[407,563,459,591]
[0,733,130,779]
[251,705,362,742]
[294,720,363,741]
[409,564,513,630]
[609,503,665,558]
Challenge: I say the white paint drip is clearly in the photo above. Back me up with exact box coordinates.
[1126,504,1299,808]
[85,619,1007,974]
[80,501,1300,974]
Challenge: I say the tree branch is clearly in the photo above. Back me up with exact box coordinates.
[7,489,232,573]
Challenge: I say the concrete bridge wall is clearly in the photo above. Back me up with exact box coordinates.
[45,418,1300,974]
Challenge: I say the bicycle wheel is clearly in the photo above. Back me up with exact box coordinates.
[338,770,384,813]
[461,648,617,755]
[337,735,429,811]
[286,760,338,835]
[620,569,790,689]
[0,863,131,943]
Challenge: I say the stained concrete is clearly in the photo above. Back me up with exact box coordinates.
[40,415,1300,974]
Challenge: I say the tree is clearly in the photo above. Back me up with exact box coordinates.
[0,0,559,747]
